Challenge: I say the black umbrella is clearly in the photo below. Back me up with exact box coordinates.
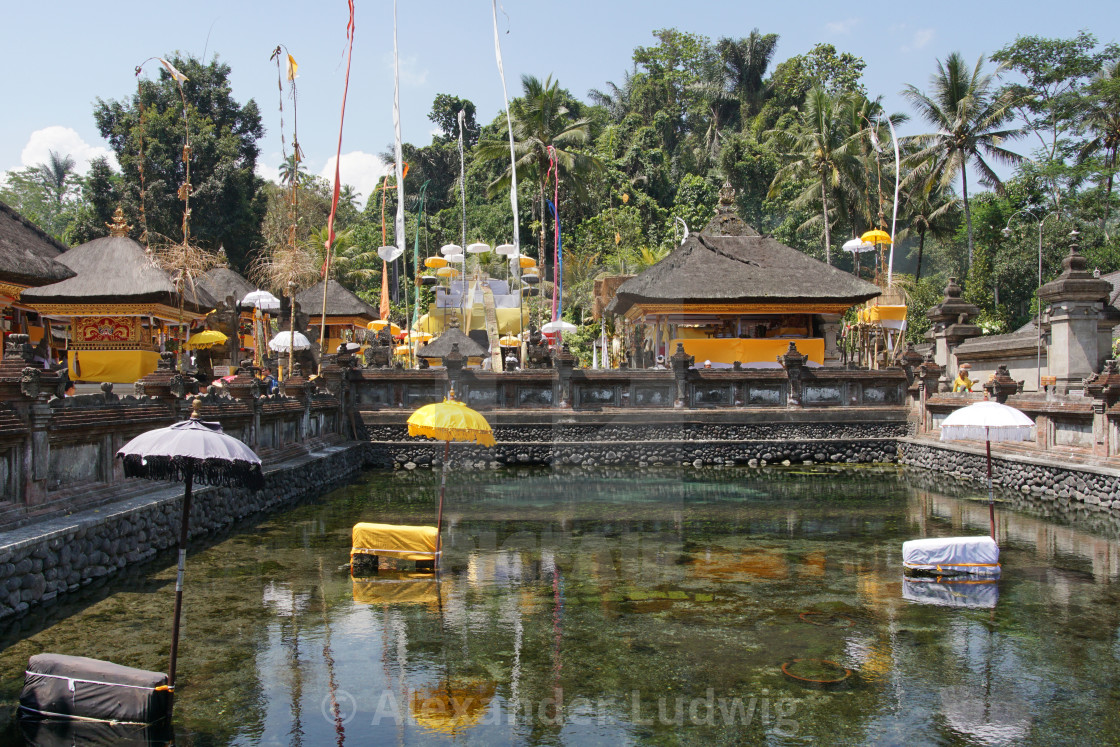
[116,399,264,704]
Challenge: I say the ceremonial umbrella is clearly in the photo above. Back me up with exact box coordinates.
[860,229,892,245]
[183,330,228,350]
[407,396,495,567]
[268,330,311,353]
[842,238,874,253]
[117,400,264,702]
[367,319,402,337]
[541,320,577,335]
[241,289,281,312]
[940,400,1034,540]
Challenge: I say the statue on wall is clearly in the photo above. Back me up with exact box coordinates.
[524,324,552,369]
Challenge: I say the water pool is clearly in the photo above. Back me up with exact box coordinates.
[2,465,1119,745]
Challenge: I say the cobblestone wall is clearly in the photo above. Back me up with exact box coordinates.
[898,439,1120,515]
[0,443,371,620]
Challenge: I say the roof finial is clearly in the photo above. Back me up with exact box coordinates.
[190,397,202,419]
[106,206,132,237]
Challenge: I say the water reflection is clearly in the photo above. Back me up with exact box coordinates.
[1,466,1119,744]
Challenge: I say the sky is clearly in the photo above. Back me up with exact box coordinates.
[3,1,1117,210]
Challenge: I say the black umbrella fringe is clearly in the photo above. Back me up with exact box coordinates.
[119,454,266,491]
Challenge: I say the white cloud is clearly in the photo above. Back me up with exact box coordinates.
[384,53,429,87]
[320,150,390,208]
[19,126,116,174]
[825,18,859,35]
[910,28,935,50]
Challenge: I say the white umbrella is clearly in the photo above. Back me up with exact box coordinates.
[446,252,465,264]
[940,400,1034,539]
[269,330,311,353]
[117,403,263,700]
[440,243,463,257]
[466,242,491,254]
[495,243,518,256]
[842,238,875,253]
[541,320,578,335]
[241,289,281,312]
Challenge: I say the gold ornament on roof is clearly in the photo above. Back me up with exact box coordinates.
[718,180,736,206]
[106,207,132,237]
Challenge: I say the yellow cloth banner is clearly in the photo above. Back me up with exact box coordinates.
[351,522,438,561]
[859,305,907,323]
[671,338,824,365]
[417,307,528,336]
[68,350,161,383]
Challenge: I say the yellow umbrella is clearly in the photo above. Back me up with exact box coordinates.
[498,335,521,346]
[367,319,402,336]
[183,330,228,350]
[393,344,411,356]
[424,256,449,269]
[861,229,892,245]
[407,397,495,566]
[408,331,434,343]
[436,266,460,278]
[517,256,537,268]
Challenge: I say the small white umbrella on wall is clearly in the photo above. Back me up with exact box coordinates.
[268,331,311,353]
[241,289,281,312]
[939,400,1034,539]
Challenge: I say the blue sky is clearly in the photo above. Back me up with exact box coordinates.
[3,1,1116,208]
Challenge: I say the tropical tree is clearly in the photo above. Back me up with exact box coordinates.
[36,151,77,207]
[767,87,860,265]
[716,30,780,121]
[476,74,603,270]
[306,225,379,291]
[900,172,960,280]
[901,52,1024,269]
[1079,60,1120,226]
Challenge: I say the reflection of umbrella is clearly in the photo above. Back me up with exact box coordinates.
[902,577,998,608]
[410,680,496,736]
[183,330,228,350]
[117,400,263,701]
[367,319,402,336]
[268,331,311,353]
[541,320,577,335]
[407,397,495,567]
[241,289,281,312]
[861,229,892,244]
[940,401,1034,539]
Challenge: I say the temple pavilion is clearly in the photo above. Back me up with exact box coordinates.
[607,184,881,367]
[294,280,378,354]
[0,199,75,363]
[21,211,216,383]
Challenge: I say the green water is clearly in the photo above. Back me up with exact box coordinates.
[2,465,1120,746]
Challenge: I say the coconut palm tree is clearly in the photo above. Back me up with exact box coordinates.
[476,75,603,273]
[36,151,76,206]
[766,87,861,265]
[1079,60,1120,228]
[716,30,780,121]
[901,52,1024,269]
[306,226,378,291]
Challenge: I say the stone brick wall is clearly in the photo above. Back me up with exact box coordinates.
[0,442,371,620]
[898,438,1120,515]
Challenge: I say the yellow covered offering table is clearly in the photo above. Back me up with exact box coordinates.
[351,522,439,562]
[671,337,824,366]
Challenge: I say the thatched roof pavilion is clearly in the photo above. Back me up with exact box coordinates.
[417,318,487,363]
[197,267,254,307]
[294,280,378,354]
[606,184,880,367]
[0,200,75,293]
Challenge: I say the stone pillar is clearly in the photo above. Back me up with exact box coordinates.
[1039,237,1118,394]
[780,342,807,407]
[982,364,1020,404]
[553,344,576,408]
[917,353,944,434]
[1083,359,1120,456]
[925,277,981,389]
[819,313,843,365]
[444,345,464,399]
[669,343,693,408]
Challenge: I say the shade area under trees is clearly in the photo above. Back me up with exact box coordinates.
[3,29,1119,359]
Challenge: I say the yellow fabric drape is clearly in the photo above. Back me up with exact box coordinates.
[416,307,528,336]
[671,338,825,365]
[68,350,161,383]
[859,305,907,323]
[351,522,438,561]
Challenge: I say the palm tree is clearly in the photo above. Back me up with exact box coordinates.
[306,226,379,290]
[476,75,603,275]
[36,151,76,206]
[1079,60,1120,228]
[278,153,312,187]
[716,30,780,121]
[901,52,1024,269]
[588,70,635,122]
[900,170,960,280]
[766,87,860,265]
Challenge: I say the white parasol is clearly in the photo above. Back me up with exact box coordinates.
[940,400,1034,539]
[541,320,578,335]
[241,289,281,312]
[269,331,311,353]
[842,238,875,253]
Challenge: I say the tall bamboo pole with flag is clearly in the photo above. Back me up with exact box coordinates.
[318,0,356,373]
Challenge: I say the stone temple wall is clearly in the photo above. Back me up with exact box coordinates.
[0,443,372,621]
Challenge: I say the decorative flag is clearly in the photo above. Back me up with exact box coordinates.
[380,264,391,320]
[286,54,298,81]
[492,0,520,257]
[392,0,406,303]
[158,58,188,83]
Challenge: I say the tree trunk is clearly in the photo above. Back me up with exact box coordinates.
[820,177,832,266]
[1104,147,1116,231]
[916,227,927,281]
[961,165,973,270]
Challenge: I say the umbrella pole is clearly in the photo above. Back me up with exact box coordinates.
[435,439,449,569]
[986,439,996,542]
[168,466,193,706]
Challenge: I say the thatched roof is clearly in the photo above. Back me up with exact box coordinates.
[607,217,880,317]
[20,235,216,311]
[197,267,254,307]
[294,280,377,321]
[417,322,487,359]
[0,199,75,287]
